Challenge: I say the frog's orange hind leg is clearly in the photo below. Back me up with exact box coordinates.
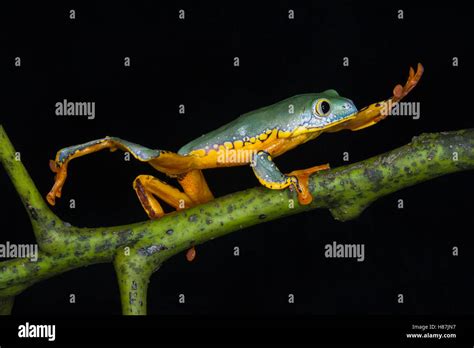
[177,169,214,204]
[177,169,215,261]
[133,172,214,262]
[46,136,194,205]
[133,175,194,219]
[133,175,195,262]
[134,170,215,215]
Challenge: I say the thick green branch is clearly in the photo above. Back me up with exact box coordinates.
[0,125,473,315]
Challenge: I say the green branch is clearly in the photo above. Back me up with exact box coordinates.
[1,125,473,314]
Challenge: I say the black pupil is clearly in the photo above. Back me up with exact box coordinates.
[320,101,330,114]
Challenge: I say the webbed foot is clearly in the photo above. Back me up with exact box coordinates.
[287,163,330,205]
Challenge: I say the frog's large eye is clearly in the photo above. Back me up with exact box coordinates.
[313,99,331,117]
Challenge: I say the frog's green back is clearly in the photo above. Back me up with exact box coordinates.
[178,94,317,155]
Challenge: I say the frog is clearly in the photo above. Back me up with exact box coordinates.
[46,63,423,261]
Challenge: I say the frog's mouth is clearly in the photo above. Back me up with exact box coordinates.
[325,112,358,128]
[314,111,358,133]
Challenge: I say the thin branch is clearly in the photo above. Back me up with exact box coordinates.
[0,296,15,315]
[1,125,473,314]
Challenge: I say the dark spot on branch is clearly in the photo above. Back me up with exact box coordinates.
[427,150,436,161]
[26,204,39,221]
[116,229,133,245]
[131,280,137,290]
[74,250,85,257]
[47,220,56,229]
[363,168,384,192]
[127,261,143,274]
[259,214,267,220]
[94,240,113,253]
[38,232,53,245]
[188,214,198,222]
[206,218,213,225]
[137,244,168,256]
[78,235,90,241]
[166,229,174,235]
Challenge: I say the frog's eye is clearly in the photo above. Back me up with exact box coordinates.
[313,99,331,117]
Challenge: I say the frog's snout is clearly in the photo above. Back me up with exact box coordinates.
[340,100,358,119]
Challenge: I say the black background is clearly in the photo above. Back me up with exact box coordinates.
[0,0,473,344]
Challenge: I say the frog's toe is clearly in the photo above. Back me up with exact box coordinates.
[46,161,68,206]
[186,246,197,262]
[49,159,59,173]
[295,184,313,205]
[392,63,424,103]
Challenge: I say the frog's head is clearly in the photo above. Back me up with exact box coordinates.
[301,89,358,131]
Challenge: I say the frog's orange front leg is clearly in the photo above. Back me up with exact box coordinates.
[251,151,329,205]
[327,63,424,133]
[350,63,424,131]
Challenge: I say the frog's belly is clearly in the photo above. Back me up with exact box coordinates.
[189,132,314,170]
[190,147,257,169]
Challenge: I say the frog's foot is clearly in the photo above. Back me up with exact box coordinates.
[287,164,330,205]
[46,136,193,206]
[251,151,329,205]
[346,63,424,132]
[133,175,194,218]
[134,173,214,262]
[47,159,69,205]
[392,62,424,104]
